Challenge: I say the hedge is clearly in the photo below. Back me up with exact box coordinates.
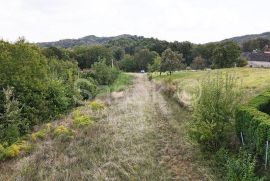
[236,90,270,157]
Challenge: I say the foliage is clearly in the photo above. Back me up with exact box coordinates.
[75,73,98,100]
[89,101,105,111]
[74,45,113,69]
[72,110,92,127]
[91,60,120,85]
[237,58,248,67]
[213,41,241,68]
[190,72,242,151]
[148,56,161,73]
[225,150,262,181]
[46,78,72,118]
[53,125,73,141]
[242,38,270,52]
[42,46,72,60]
[0,40,79,146]
[0,87,21,145]
[133,49,157,71]
[236,89,270,157]
[160,48,184,75]
[119,54,137,72]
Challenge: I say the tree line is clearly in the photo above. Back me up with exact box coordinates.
[41,37,246,76]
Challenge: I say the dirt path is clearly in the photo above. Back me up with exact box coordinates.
[0,74,213,180]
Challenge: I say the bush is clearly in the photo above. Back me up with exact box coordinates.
[89,101,105,111]
[236,90,270,157]
[0,87,21,145]
[75,73,98,100]
[189,72,242,152]
[5,144,20,158]
[46,78,72,118]
[72,110,92,127]
[0,40,79,145]
[225,150,261,181]
[92,60,120,85]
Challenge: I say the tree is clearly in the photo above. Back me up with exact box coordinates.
[170,41,193,65]
[112,47,124,61]
[190,56,205,70]
[148,55,161,73]
[119,54,137,72]
[160,48,184,75]
[213,41,241,68]
[42,46,71,60]
[134,49,157,71]
[74,45,113,69]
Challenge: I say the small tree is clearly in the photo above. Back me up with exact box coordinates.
[189,72,242,152]
[213,41,241,68]
[160,48,183,75]
[148,55,161,73]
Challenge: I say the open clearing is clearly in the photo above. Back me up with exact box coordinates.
[0,74,213,180]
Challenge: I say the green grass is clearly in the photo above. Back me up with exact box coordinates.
[153,68,270,101]
[110,73,133,92]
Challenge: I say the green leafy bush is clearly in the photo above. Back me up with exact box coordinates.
[190,72,242,152]
[91,60,120,85]
[0,87,21,145]
[72,110,92,127]
[236,90,270,157]
[0,40,79,145]
[225,150,262,181]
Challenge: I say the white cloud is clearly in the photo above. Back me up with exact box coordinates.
[0,0,269,43]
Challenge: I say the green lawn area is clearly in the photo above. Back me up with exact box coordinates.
[153,68,270,101]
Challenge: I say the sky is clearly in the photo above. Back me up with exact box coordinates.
[0,0,270,44]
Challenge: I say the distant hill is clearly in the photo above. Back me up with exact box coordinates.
[226,32,270,44]
[37,32,270,48]
[37,34,135,48]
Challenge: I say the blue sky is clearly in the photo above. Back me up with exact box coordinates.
[0,0,270,43]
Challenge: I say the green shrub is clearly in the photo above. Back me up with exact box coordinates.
[72,110,92,127]
[236,90,270,157]
[0,40,79,145]
[92,60,120,85]
[75,75,97,100]
[0,87,21,145]
[53,125,73,141]
[89,101,105,111]
[189,72,242,152]
[46,78,72,118]
[225,150,262,181]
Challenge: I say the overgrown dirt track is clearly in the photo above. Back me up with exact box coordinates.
[0,74,213,180]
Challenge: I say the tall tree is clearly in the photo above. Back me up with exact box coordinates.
[213,41,240,68]
[74,45,112,69]
[160,48,184,75]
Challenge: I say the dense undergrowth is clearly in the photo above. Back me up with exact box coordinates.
[0,40,123,161]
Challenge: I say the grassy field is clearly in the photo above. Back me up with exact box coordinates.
[153,68,270,101]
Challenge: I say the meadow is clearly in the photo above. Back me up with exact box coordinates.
[154,68,270,101]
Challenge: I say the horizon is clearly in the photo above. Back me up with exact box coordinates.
[1,0,270,43]
[36,31,270,44]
